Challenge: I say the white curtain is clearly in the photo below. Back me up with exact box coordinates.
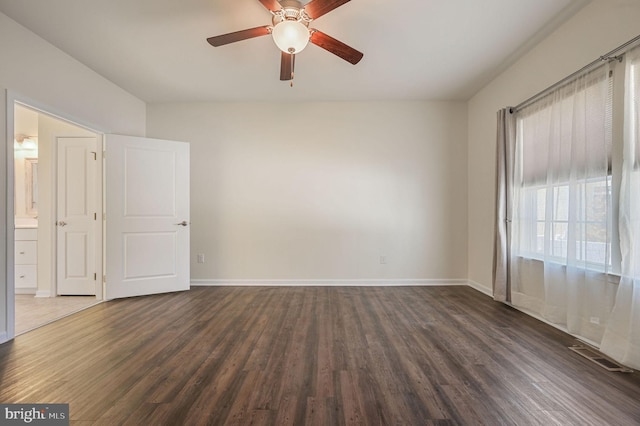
[601,46,640,369]
[511,63,615,344]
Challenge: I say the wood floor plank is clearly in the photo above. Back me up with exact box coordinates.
[1,286,640,425]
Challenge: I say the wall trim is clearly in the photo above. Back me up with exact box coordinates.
[0,332,7,345]
[467,280,493,297]
[35,290,51,298]
[15,288,36,295]
[191,278,469,287]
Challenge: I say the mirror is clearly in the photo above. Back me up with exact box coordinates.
[25,158,38,216]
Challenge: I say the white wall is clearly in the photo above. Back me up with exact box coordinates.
[0,12,146,136]
[0,11,146,340]
[148,101,468,283]
[467,0,640,293]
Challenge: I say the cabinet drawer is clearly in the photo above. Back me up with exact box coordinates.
[15,228,38,241]
[15,241,37,265]
[15,265,37,288]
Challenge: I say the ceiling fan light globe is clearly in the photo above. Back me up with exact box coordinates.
[272,20,309,54]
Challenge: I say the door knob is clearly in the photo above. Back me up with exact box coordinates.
[175,221,189,227]
[57,221,67,227]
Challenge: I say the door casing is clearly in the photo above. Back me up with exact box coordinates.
[4,92,107,342]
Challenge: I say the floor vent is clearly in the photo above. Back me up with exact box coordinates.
[569,344,633,373]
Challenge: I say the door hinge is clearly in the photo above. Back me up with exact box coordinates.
[94,212,97,220]
[103,275,106,283]
[94,273,97,281]
[91,151,97,160]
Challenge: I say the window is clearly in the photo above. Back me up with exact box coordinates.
[502,42,640,368]
[513,64,614,273]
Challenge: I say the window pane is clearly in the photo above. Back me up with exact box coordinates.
[553,222,568,258]
[536,188,546,220]
[536,222,545,253]
[585,178,610,222]
[585,223,609,265]
[554,185,569,221]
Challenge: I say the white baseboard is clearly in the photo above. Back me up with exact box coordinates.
[191,278,469,287]
[35,290,51,298]
[0,331,8,344]
[15,287,36,295]
[466,280,493,297]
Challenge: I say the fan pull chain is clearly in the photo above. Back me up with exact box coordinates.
[290,49,295,87]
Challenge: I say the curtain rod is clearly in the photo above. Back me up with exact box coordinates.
[511,33,640,113]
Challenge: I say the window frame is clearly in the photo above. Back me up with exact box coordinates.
[517,176,613,273]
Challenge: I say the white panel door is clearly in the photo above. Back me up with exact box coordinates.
[105,135,190,299]
[57,137,98,295]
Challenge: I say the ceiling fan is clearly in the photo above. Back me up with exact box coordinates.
[207,0,364,83]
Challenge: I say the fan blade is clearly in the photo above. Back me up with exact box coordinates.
[310,30,363,65]
[257,0,282,12]
[207,26,271,47]
[258,0,282,12]
[280,52,294,81]
[304,0,350,20]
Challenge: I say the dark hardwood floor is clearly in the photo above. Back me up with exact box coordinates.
[1,286,640,425]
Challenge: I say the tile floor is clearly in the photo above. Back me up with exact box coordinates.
[14,295,100,335]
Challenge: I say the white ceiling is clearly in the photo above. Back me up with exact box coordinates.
[0,0,590,103]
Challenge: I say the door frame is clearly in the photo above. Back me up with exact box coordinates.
[4,90,106,342]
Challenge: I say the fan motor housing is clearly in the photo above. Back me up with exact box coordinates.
[273,0,311,26]
[279,0,303,10]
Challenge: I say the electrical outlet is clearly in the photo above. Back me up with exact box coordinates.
[590,317,600,325]
[197,253,205,264]
[380,255,387,264]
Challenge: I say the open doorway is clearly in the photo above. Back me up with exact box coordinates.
[13,102,103,335]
